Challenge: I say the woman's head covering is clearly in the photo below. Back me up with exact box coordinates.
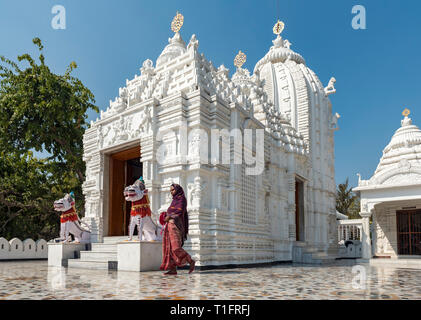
[171,183,185,199]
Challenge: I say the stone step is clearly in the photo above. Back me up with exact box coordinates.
[102,236,128,244]
[90,243,117,252]
[316,257,337,264]
[67,259,117,270]
[293,241,307,247]
[80,251,117,262]
[299,255,336,265]
[312,252,328,258]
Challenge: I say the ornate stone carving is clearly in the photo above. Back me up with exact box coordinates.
[188,131,201,157]
[140,59,154,76]
[330,113,340,131]
[188,177,207,208]
[324,77,336,96]
[136,105,152,136]
[187,34,199,51]
[97,124,104,149]
[382,173,421,186]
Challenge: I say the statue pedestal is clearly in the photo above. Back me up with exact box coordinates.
[48,243,89,267]
[117,241,162,272]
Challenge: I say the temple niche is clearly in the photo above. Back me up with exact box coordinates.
[81,15,339,267]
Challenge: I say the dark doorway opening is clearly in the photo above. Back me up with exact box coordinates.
[397,209,421,255]
[108,146,143,236]
[295,179,305,241]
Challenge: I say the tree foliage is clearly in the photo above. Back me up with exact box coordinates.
[0,38,98,240]
[336,178,361,219]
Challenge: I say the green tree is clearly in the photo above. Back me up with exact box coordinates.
[0,38,98,240]
[0,151,56,239]
[336,178,361,219]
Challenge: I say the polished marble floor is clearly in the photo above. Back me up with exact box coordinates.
[0,260,420,300]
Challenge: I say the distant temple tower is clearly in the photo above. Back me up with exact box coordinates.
[355,109,421,259]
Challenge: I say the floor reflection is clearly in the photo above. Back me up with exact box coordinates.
[0,260,420,299]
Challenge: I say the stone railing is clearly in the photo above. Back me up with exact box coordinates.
[338,219,362,241]
[337,220,363,258]
[0,238,48,260]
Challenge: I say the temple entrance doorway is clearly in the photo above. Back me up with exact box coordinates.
[397,209,421,255]
[295,179,305,241]
[108,145,143,236]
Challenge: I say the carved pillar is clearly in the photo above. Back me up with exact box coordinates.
[360,211,373,260]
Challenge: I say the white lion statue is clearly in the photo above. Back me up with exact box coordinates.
[123,177,161,241]
[53,193,91,244]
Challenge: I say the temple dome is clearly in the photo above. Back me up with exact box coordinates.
[374,115,421,175]
[156,32,186,67]
[253,34,330,143]
[254,35,305,71]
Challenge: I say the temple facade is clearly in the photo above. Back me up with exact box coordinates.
[355,110,421,259]
[81,16,340,267]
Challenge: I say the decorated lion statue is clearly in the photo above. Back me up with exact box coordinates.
[53,192,91,244]
[123,177,161,241]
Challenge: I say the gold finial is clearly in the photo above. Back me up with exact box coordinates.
[402,108,411,117]
[273,20,285,35]
[234,50,247,68]
[171,12,184,33]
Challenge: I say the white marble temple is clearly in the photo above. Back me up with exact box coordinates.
[81,17,339,267]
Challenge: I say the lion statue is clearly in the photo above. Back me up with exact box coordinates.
[123,177,161,241]
[53,193,91,244]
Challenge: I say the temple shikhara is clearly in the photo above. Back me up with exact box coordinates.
[80,14,340,268]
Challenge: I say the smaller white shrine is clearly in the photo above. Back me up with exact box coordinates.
[354,109,421,259]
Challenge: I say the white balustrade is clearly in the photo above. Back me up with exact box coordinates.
[338,219,363,242]
[337,220,363,258]
[0,237,48,260]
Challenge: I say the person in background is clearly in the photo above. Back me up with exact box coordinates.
[160,183,195,275]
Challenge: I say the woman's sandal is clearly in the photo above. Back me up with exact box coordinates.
[164,270,177,276]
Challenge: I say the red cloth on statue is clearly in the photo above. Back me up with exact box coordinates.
[160,221,191,271]
[60,207,78,223]
[130,191,152,218]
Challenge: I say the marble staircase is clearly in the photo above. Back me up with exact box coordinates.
[67,237,126,270]
[292,241,337,265]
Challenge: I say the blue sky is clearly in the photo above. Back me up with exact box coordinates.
[1,0,420,188]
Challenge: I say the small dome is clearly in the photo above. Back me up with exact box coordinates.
[375,115,421,175]
[156,32,186,67]
[254,35,305,73]
[253,34,327,135]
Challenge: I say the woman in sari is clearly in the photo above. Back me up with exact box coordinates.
[160,183,195,275]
